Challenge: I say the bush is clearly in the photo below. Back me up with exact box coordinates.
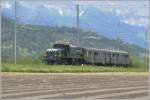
[129,55,147,68]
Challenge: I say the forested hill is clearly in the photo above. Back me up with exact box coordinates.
[1,15,145,62]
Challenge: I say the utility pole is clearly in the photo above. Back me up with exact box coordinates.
[148,25,150,99]
[117,21,120,51]
[14,0,17,64]
[0,0,1,65]
[0,1,2,99]
[145,28,149,68]
[148,1,150,98]
[76,5,80,47]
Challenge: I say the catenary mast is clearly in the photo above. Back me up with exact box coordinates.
[14,0,18,64]
[77,5,80,47]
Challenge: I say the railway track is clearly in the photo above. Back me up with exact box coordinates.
[2,73,149,100]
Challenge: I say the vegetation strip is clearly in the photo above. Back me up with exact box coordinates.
[2,64,148,73]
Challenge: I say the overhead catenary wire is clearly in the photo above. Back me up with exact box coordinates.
[14,0,18,64]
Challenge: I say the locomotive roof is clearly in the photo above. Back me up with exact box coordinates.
[46,48,62,52]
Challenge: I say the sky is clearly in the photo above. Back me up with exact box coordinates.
[2,0,149,27]
[1,0,149,47]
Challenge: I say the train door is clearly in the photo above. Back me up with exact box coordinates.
[94,51,98,64]
[105,52,111,64]
[108,52,111,64]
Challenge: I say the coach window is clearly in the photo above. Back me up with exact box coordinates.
[112,54,115,57]
[116,54,119,59]
[87,51,89,56]
[89,51,92,54]
[94,52,98,56]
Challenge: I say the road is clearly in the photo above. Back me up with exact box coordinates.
[1,73,149,100]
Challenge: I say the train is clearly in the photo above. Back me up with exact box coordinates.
[44,43,129,66]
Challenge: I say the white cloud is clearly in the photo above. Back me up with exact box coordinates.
[79,10,84,16]
[116,9,126,16]
[105,1,116,6]
[57,8,63,16]
[124,20,136,26]
[1,1,12,9]
[124,18,148,26]
[43,4,76,16]
[5,3,11,8]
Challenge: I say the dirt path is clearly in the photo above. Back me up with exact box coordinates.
[1,73,149,100]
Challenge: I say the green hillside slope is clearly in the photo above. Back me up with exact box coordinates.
[1,16,146,65]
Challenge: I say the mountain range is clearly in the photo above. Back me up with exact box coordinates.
[2,1,148,48]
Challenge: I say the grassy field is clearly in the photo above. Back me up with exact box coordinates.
[1,64,148,73]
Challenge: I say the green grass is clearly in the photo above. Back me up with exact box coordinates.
[1,63,148,73]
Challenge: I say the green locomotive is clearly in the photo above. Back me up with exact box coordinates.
[44,43,129,66]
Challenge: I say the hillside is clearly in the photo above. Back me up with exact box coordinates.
[1,16,146,63]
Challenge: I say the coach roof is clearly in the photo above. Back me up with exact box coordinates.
[84,48,128,54]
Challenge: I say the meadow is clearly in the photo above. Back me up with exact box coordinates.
[1,63,148,73]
